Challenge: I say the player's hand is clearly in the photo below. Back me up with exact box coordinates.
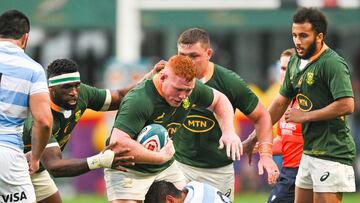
[28,153,40,175]
[218,132,243,160]
[242,131,258,165]
[258,155,279,185]
[140,60,167,82]
[106,142,135,172]
[285,108,306,123]
[158,138,175,164]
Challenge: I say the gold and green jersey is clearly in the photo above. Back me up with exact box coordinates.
[23,83,108,171]
[280,48,355,165]
[174,65,259,168]
[110,78,214,173]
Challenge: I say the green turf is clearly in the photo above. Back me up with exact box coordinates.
[63,192,360,203]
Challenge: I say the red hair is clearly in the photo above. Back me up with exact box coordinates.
[167,55,196,82]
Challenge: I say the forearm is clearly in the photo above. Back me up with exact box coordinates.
[46,158,89,177]
[253,109,273,144]
[210,92,235,133]
[110,128,168,164]
[31,123,52,161]
[108,85,136,110]
[303,97,354,122]
[268,95,291,125]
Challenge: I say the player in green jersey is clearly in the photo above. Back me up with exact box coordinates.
[105,54,242,203]
[266,7,355,203]
[154,28,279,200]
[22,58,160,203]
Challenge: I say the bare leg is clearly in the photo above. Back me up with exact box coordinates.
[38,191,62,203]
[314,192,342,203]
[295,186,313,203]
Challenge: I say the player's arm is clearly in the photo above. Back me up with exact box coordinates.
[41,143,134,177]
[110,128,174,164]
[247,102,273,145]
[285,97,354,123]
[107,64,165,111]
[206,88,242,161]
[268,94,292,124]
[28,92,53,174]
[272,137,282,155]
[246,102,280,184]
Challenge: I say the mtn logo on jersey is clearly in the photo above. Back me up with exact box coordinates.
[137,124,168,152]
[1,191,27,202]
[182,115,215,133]
[296,94,313,112]
[320,171,330,182]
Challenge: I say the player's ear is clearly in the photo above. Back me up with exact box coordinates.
[159,71,168,82]
[316,32,324,44]
[165,195,176,203]
[207,48,213,60]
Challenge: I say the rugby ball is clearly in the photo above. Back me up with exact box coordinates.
[136,124,168,152]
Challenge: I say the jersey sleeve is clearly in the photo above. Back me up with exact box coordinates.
[221,69,259,115]
[80,83,108,111]
[323,59,354,100]
[113,92,152,139]
[191,80,214,108]
[29,68,49,95]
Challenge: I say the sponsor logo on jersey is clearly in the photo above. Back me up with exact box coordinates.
[182,97,190,110]
[320,171,330,181]
[75,110,82,122]
[182,115,215,133]
[154,113,165,123]
[296,94,313,112]
[306,72,315,85]
[166,122,181,136]
[1,191,27,202]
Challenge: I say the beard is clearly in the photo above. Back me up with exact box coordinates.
[296,40,317,59]
[53,94,77,110]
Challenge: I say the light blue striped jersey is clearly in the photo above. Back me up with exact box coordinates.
[184,181,231,203]
[0,41,48,150]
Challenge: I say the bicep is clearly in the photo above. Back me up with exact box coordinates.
[206,88,222,112]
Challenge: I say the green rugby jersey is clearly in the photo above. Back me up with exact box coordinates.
[23,83,108,171]
[174,64,259,168]
[280,48,355,165]
[111,78,214,173]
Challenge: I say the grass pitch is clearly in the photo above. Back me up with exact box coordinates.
[63,192,360,203]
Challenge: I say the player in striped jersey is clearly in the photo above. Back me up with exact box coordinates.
[0,10,52,203]
[145,180,231,203]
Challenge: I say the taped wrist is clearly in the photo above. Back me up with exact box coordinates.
[87,150,115,170]
[259,142,273,157]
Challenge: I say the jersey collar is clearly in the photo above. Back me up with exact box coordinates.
[310,43,328,62]
[50,100,72,118]
[199,62,215,83]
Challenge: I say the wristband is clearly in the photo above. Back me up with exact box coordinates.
[87,150,115,170]
[258,142,273,156]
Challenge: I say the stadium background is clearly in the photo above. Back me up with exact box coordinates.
[1,0,359,202]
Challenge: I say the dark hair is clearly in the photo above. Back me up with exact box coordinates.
[0,10,30,39]
[47,59,79,79]
[293,7,327,36]
[177,28,210,48]
[145,181,182,203]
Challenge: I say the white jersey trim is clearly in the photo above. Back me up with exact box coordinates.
[100,89,112,111]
